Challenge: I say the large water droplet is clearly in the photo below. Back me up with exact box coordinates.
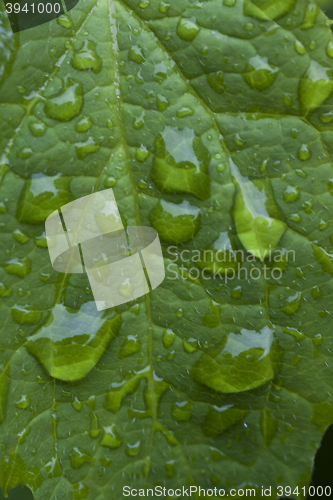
[5,257,31,278]
[150,126,211,200]
[177,18,200,42]
[11,305,41,325]
[242,56,278,91]
[71,40,102,73]
[44,77,83,122]
[191,326,276,393]
[149,199,201,244]
[299,61,333,115]
[25,303,121,382]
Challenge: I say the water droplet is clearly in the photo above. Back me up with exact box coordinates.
[11,305,41,325]
[319,110,333,123]
[162,329,175,348]
[75,137,100,159]
[29,120,47,137]
[118,335,141,359]
[135,145,150,162]
[71,40,102,73]
[327,40,333,58]
[207,71,225,94]
[159,1,170,13]
[298,144,311,161]
[5,257,31,278]
[156,94,169,111]
[70,447,93,470]
[128,46,145,64]
[318,219,329,231]
[100,425,123,449]
[149,199,201,244]
[72,397,83,412]
[280,291,302,316]
[72,483,89,500]
[183,338,198,353]
[283,327,305,342]
[104,176,117,188]
[15,395,30,409]
[17,147,33,159]
[45,77,83,122]
[192,326,276,393]
[300,2,319,30]
[177,18,200,42]
[294,40,306,55]
[299,61,333,115]
[0,283,12,297]
[176,106,194,118]
[139,0,149,7]
[25,303,121,382]
[151,126,210,200]
[126,441,141,457]
[133,112,145,130]
[57,14,72,28]
[223,0,236,6]
[283,186,300,203]
[172,400,192,422]
[231,286,243,299]
[75,116,92,132]
[244,22,254,31]
[13,229,29,244]
[89,410,100,438]
[242,56,278,91]
[177,308,183,318]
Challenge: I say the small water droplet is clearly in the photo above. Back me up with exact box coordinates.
[57,14,73,28]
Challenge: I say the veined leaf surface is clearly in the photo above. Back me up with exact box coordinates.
[1,0,333,498]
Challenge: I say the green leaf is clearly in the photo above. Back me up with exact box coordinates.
[1,0,333,498]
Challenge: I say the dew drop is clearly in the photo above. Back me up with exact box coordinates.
[11,305,41,325]
[283,186,301,203]
[5,257,31,278]
[136,145,150,162]
[133,112,145,130]
[177,18,200,42]
[57,14,72,28]
[128,46,145,64]
[45,77,83,122]
[177,308,183,318]
[29,120,47,137]
[162,329,175,348]
[294,40,306,55]
[17,147,33,159]
[100,425,123,449]
[75,137,100,159]
[13,229,29,244]
[70,447,93,470]
[126,441,141,457]
[104,176,117,188]
[298,144,311,161]
[75,116,92,132]
[177,106,195,118]
[15,395,30,409]
[159,1,170,12]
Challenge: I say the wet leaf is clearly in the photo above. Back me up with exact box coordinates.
[1,0,333,498]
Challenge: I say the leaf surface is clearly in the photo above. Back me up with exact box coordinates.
[1,0,333,498]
